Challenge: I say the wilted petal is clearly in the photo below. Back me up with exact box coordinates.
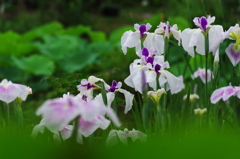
[117,131,129,145]
[106,130,118,147]
[31,119,46,139]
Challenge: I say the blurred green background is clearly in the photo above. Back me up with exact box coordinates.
[0,0,240,157]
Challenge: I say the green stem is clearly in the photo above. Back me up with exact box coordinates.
[70,115,80,144]
[204,34,209,109]
[15,98,23,128]
[164,38,169,61]
[101,82,108,106]
[6,103,9,126]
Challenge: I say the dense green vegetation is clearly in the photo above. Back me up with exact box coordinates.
[1,0,240,158]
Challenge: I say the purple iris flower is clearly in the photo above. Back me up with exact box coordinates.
[109,80,118,92]
[198,17,208,32]
[193,15,215,33]
[134,23,152,40]
[154,64,161,74]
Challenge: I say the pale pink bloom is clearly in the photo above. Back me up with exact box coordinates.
[106,128,147,147]
[78,100,121,137]
[36,94,83,132]
[36,93,121,137]
[0,79,31,104]
[225,44,240,66]
[192,68,214,83]
[210,85,240,104]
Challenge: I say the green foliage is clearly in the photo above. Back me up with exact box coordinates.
[11,55,55,76]
[0,31,36,57]
[21,22,64,42]
[0,21,114,88]
[169,16,189,31]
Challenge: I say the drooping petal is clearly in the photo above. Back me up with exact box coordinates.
[31,119,46,139]
[208,25,225,55]
[171,28,181,45]
[118,89,134,114]
[159,70,184,94]
[190,29,205,55]
[105,107,121,127]
[222,86,239,101]
[116,130,128,145]
[106,130,118,147]
[121,31,141,55]
[128,128,147,142]
[225,43,240,66]
[181,29,196,57]
[210,88,224,104]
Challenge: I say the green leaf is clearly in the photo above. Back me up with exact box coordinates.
[88,42,112,54]
[0,31,37,56]
[12,55,55,76]
[169,16,189,31]
[59,25,91,36]
[0,66,30,82]
[58,48,99,73]
[88,31,106,42]
[21,22,64,42]
[34,35,85,61]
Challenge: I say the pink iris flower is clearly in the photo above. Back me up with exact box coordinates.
[0,79,31,104]
[192,68,214,83]
[210,85,240,104]
[36,93,121,137]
